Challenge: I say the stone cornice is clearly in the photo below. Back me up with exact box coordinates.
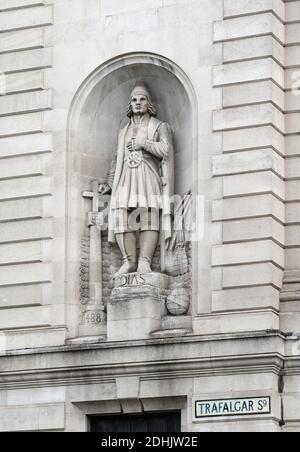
[0,332,289,390]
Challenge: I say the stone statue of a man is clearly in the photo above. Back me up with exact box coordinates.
[100,84,174,277]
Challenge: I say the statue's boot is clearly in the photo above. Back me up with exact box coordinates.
[137,231,159,274]
[114,232,137,277]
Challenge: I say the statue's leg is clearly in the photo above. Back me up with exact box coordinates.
[114,232,137,277]
[138,231,159,274]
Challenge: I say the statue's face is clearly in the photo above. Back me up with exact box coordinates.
[130,94,149,115]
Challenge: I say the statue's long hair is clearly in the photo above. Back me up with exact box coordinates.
[127,96,158,118]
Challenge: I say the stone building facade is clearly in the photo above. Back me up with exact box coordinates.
[0,0,300,432]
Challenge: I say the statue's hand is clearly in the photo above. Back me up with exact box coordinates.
[127,137,145,152]
[99,183,111,195]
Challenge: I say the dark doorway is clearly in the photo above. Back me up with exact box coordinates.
[89,411,181,433]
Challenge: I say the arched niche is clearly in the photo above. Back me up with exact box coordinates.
[66,53,198,334]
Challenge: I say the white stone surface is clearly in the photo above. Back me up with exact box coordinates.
[0,284,43,309]
[223,0,285,20]
[214,59,284,88]
[4,71,45,95]
[223,172,285,200]
[212,286,280,312]
[0,133,52,158]
[223,36,284,65]
[0,262,52,286]
[222,263,283,290]
[0,0,298,433]
[223,126,284,155]
[223,217,284,246]
[0,90,51,116]
[213,195,285,223]
[213,149,284,178]
[0,0,45,10]
[0,48,51,74]
[0,404,65,432]
[0,5,52,32]
[214,13,284,44]
[1,28,44,53]
[212,240,284,269]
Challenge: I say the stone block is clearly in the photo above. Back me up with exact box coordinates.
[286,113,300,137]
[0,132,52,158]
[0,197,51,222]
[0,48,51,74]
[0,240,51,266]
[285,225,300,248]
[214,14,284,44]
[0,0,45,11]
[283,394,300,422]
[0,305,51,330]
[0,112,43,137]
[223,171,285,200]
[222,262,283,290]
[0,154,48,180]
[286,158,300,180]
[0,218,53,244]
[286,135,300,158]
[193,310,279,335]
[0,175,52,201]
[4,71,44,95]
[108,275,167,340]
[286,2,300,22]
[212,240,284,269]
[116,377,140,400]
[223,217,284,245]
[212,194,284,223]
[286,23,300,45]
[224,36,284,65]
[223,0,285,20]
[286,68,300,91]
[213,104,284,133]
[191,420,280,433]
[194,373,279,394]
[213,149,284,178]
[7,387,65,406]
[0,262,52,286]
[0,404,65,432]
[286,202,300,225]
[0,284,43,308]
[286,91,300,113]
[286,180,300,202]
[0,90,51,116]
[280,312,300,335]
[0,28,44,53]
[212,286,280,312]
[286,47,300,69]
[285,249,300,271]
[223,126,284,155]
[223,80,284,111]
[3,326,66,352]
[0,5,52,33]
[214,59,284,88]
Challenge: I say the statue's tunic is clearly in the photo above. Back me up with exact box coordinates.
[116,116,166,210]
[107,116,174,244]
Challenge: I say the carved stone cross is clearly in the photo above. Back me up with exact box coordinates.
[80,180,106,337]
